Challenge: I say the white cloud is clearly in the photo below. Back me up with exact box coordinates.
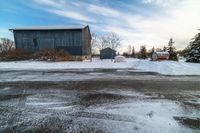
[49,9,96,22]
[96,0,200,51]
[33,0,64,9]
[33,0,96,22]
[88,4,120,17]
[143,0,179,7]
[31,0,200,51]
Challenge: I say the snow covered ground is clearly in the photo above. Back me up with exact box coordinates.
[133,59,200,75]
[0,58,200,75]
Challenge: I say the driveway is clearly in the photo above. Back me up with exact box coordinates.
[0,69,200,133]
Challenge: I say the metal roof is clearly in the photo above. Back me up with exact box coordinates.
[154,52,169,54]
[9,25,88,31]
[100,47,116,52]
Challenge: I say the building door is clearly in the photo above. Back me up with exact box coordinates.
[33,38,39,51]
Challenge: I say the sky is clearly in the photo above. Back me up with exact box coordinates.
[0,0,200,52]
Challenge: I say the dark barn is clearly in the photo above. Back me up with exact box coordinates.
[100,47,116,59]
[9,25,91,60]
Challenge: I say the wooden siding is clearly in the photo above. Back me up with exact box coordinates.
[82,27,91,56]
[14,30,84,55]
[100,48,116,59]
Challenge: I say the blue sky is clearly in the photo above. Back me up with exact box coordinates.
[1,0,200,51]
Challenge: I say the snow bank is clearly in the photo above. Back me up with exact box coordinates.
[133,60,200,75]
[0,58,200,75]
[0,58,133,70]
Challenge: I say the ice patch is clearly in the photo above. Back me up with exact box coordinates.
[3,87,11,91]
[26,102,67,106]
[48,105,77,110]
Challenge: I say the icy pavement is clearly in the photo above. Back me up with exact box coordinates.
[0,79,200,133]
[1,69,200,82]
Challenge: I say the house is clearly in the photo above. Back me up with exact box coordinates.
[151,52,169,61]
[9,25,91,60]
[100,47,116,59]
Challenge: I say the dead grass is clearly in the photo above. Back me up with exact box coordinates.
[32,49,71,61]
[0,48,72,61]
[0,48,31,61]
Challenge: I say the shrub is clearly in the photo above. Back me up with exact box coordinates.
[0,49,30,61]
[0,48,72,61]
[32,49,71,61]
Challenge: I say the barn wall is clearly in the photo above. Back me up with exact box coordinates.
[14,30,83,55]
[82,27,91,58]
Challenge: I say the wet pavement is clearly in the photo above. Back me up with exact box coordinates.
[0,69,200,133]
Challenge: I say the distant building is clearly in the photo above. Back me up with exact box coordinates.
[151,52,169,61]
[100,47,116,59]
[9,25,91,60]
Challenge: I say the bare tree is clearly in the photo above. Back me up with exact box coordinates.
[92,32,121,51]
[91,32,122,55]
[131,46,135,57]
[91,33,98,54]
[0,38,14,52]
[101,32,121,50]
[127,45,132,55]
[91,33,104,54]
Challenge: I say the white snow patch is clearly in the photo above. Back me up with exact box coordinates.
[26,102,67,106]
[0,58,133,70]
[48,105,77,110]
[3,87,11,91]
[133,60,200,75]
[1,58,200,75]
[88,72,104,75]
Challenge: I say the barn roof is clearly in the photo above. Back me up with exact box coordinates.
[9,25,89,31]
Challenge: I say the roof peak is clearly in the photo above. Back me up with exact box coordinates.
[9,25,88,31]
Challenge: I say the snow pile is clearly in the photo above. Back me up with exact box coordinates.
[133,60,200,75]
[114,56,126,62]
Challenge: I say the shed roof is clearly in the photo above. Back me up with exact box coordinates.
[100,47,116,52]
[9,25,88,31]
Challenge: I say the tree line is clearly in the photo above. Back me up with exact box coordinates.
[121,38,177,61]
[92,31,200,63]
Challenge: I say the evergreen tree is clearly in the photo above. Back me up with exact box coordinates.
[186,33,200,63]
[150,47,155,60]
[163,46,167,52]
[131,46,135,57]
[127,45,132,56]
[139,45,148,59]
[167,38,178,61]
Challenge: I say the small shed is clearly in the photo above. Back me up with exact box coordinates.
[100,47,116,59]
[151,52,169,61]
